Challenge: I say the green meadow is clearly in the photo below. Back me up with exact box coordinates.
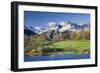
[48,40,90,50]
[47,40,90,54]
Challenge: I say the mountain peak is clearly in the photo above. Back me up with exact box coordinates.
[24,21,90,36]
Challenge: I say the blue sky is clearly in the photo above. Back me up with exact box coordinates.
[24,11,90,28]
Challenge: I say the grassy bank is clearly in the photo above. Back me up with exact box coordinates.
[48,40,89,49]
[47,40,90,54]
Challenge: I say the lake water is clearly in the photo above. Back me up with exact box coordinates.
[24,54,90,62]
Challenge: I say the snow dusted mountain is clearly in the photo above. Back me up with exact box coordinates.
[34,27,49,34]
[24,25,37,32]
[24,25,49,35]
[24,22,90,36]
[24,25,37,36]
[69,22,90,31]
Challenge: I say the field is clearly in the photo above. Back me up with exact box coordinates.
[47,40,90,54]
[48,40,90,51]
